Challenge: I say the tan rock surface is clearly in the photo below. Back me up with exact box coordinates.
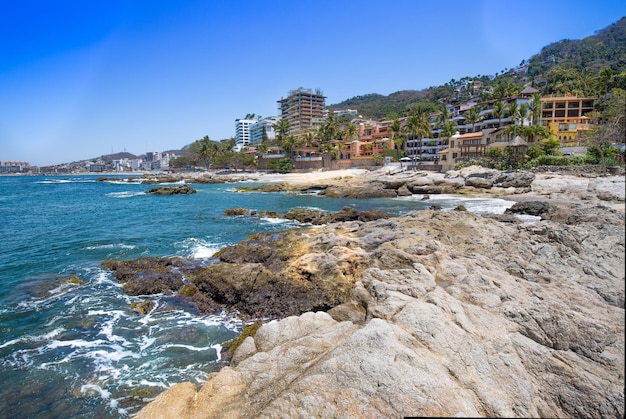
[136,169,625,419]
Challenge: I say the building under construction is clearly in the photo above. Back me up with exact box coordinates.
[277,87,326,136]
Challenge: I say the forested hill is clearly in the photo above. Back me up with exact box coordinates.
[327,17,626,120]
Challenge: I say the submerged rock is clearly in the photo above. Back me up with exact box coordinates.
[130,300,154,315]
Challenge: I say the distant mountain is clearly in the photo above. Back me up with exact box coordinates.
[327,17,626,120]
[97,152,138,162]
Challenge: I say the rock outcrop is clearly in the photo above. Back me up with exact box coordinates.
[145,184,197,195]
[131,199,625,418]
[232,167,538,198]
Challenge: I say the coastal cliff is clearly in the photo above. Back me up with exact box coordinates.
[123,168,624,418]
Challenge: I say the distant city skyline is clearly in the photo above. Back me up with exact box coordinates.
[1,0,624,166]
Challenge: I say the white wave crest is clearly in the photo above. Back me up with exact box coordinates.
[106,191,146,198]
[260,216,291,225]
[84,243,138,250]
[0,327,65,349]
[396,194,515,215]
[35,179,95,184]
[176,237,222,259]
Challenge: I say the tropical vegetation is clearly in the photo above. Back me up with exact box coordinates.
[177,17,625,172]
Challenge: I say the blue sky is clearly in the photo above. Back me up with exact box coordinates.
[1,1,624,166]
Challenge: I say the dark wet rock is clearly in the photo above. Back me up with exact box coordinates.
[60,274,84,285]
[283,208,329,224]
[102,226,364,320]
[101,257,188,295]
[282,207,392,225]
[187,176,226,184]
[224,208,250,216]
[145,185,197,195]
[259,210,280,218]
[505,201,552,216]
[131,300,154,315]
[235,183,292,193]
[351,209,392,222]
[331,207,388,222]
[188,228,361,319]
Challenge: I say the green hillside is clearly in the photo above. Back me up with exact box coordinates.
[327,17,626,120]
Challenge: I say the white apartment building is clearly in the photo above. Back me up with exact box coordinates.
[249,116,280,145]
[235,116,260,150]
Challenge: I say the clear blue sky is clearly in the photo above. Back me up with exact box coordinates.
[1,0,624,166]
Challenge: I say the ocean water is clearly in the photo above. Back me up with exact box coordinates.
[0,174,518,418]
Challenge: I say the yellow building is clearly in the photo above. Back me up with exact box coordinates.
[540,95,597,143]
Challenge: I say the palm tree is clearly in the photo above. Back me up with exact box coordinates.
[436,105,451,130]
[528,93,542,126]
[272,119,290,147]
[507,101,521,141]
[518,103,530,127]
[577,68,596,96]
[597,67,615,94]
[389,118,404,163]
[302,130,316,148]
[319,113,340,143]
[462,106,482,133]
[342,122,358,143]
[282,135,298,155]
[405,107,432,164]
[493,101,505,127]
[493,78,519,100]
[440,120,458,141]
[507,101,519,125]
[195,135,218,169]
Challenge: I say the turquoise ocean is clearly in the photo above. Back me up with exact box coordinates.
[0,174,518,418]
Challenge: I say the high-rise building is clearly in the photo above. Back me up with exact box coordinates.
[277,88,326,136]
[249,116,280,145]
[235,116,260,150]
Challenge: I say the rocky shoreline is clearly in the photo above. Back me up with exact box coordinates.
[103,167,624,418]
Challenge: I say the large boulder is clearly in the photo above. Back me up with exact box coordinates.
[322,183,398,198]
[464,169,500,188]
[495,171,535,188]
